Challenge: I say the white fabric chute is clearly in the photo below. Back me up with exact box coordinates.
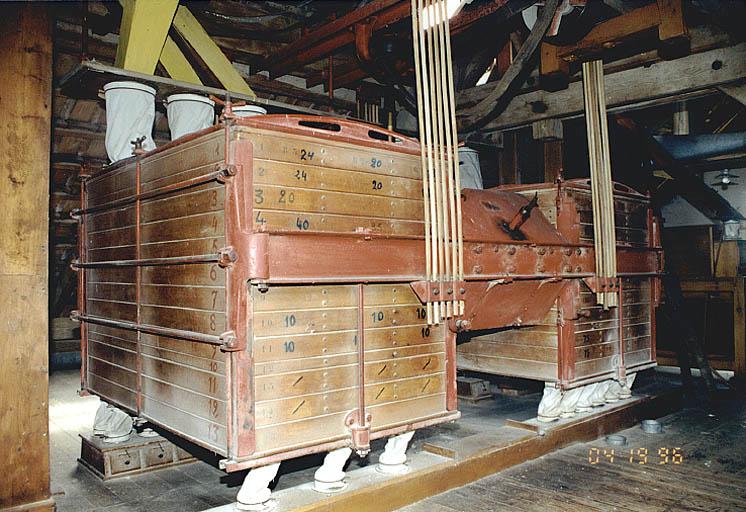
[458,146,483,190]
[232,105,267,118]
[166,93,215,140]
[103,81,156,162]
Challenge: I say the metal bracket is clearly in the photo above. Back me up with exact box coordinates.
[215,162,238,182]
[582,276,619,294]
[344,410,372,457]
[219,330,241,352]
[410,280,467,304]
[217,246,238,268]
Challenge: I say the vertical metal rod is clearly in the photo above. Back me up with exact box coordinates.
[77,167,89,390]
[357,284,367,425]
[411,0,433,324]
[617,278,625,377]
[328,54,334,108]
[135,158,143,412]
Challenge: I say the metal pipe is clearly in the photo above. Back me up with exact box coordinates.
[74,314,225,346]
[73,253,222,268]
[75,169,229,216]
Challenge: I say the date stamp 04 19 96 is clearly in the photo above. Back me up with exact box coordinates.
[588,447,684,465]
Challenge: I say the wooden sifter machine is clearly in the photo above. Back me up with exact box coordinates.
[72,1,662,508]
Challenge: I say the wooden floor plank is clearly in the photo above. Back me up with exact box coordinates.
[402,393,746,512]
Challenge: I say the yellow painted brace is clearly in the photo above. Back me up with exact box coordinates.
[160,36,202,85]
[115,0,178,74]
[172,6,255,97]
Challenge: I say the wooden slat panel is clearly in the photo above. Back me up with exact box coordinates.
[87,207,136,234]
[254,209,423,236]
[254,159,422,200]
[141,375,226,425]
[86,298,137,321]
[240,130,421,179]
[142,263,226,286]
[458,339,558,363]
[140,333,226,370]
[140,237,225,259]
[88,372,137,411]
[88,339,137,370]
[141,284,226,311]
[255,353,445,402]
[140,183,224,223]
[140,304,226,334]
[141,395,226,452]
[255,373,445,427]
[139,131,224,187]
[252,184,422,221]
[140,211,224,244]
[457,352,557,382]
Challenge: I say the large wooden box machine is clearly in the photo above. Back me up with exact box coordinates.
[74,114,662,471]
[457,181,661,389]
[74,116,459,471]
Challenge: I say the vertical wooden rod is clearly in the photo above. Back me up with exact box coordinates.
[411,0,433,324]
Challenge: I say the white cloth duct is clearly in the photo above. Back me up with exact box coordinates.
[458,147,484,190]
[103,81,156,162]
[537,383,563,422]
[232,105,268,118]
[166,93,215,140]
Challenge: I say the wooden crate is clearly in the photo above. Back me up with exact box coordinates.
[78,432,195,480]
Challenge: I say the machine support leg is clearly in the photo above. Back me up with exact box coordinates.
[576,382,597,413]
[314,447,352,493]
[537,383,563,422]
[237,462,281,511]
[559,386,583,418]
[591,380,611,407]
[619,372,637,399]
[377,430,416,474]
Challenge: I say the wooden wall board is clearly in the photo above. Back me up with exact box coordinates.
[0,5,54,510]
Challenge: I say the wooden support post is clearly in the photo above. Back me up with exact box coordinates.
[735,277,745,377]
[543,140,564,183]
[0,4,55,511]
[115,0,179,74]
[171,6,255,96]
[499,131,518,184]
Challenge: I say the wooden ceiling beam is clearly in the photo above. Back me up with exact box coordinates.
[460,43,746,133]
[268,0,514,79]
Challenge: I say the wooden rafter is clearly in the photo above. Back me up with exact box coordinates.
[171,6,255,96]
[115,0,178,74]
